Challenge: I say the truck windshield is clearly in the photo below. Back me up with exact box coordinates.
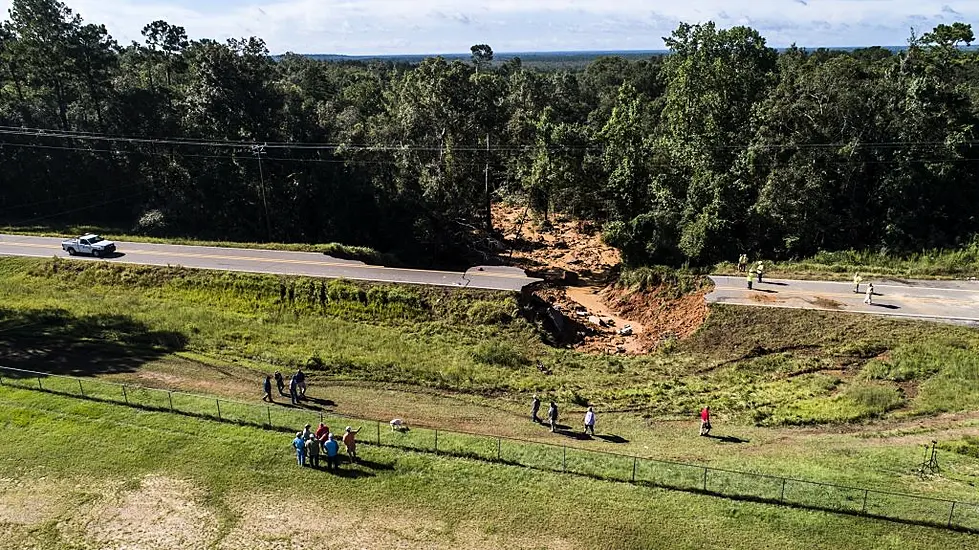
[89,236,103,244]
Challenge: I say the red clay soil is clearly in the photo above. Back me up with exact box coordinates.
[495,203,709,355]
[604,285,710,350]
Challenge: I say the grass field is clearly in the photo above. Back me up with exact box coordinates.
[2,387,978,550]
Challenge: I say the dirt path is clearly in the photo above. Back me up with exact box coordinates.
[565,286,646,353]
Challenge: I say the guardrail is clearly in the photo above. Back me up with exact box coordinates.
[1,365,977,532]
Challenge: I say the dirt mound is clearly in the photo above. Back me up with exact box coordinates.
[605,285,710,349]
[494,204,620,283]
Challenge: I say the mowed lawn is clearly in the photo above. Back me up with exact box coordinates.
[1,387,977,550]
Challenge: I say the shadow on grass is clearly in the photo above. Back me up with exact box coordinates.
[0,307,187,377]
[595,434,629,444]
[705,434,750,444]
[355,458,396,471]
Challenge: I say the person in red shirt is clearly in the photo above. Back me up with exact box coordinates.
[700,406,711,436]
[315,423,330,441]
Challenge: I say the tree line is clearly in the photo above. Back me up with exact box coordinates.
[1,0,978,267]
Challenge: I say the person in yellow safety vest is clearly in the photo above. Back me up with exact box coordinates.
[737,254,748,273]
[755,261,764,283]
[746,269,754,290]
[853,273,863,294]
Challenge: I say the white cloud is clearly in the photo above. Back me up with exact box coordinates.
[0,0,976,54]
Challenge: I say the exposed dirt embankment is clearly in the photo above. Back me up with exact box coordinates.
[496,204,709,355]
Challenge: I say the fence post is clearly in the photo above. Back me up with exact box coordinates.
[948,501,957,528]
[320,411,324,425]
[434,429,439,453]
[702,468,708,492]
[562,446,567,472]
[168,392,174,412]
[861,490,869,515]
[122,385,128,404]
[0,373,4,385]
[37,376,43,390]
[216,399,221,419]
[267,407,272,428]
[780,479,786,502]
[632,457,637,483]
[497,438,501,461]
[376,421,380,445]
[77,379,84,397]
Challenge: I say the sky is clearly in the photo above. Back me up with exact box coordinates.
[1,0,977,55]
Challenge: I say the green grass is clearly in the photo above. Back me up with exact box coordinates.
[4,257,979,427]
[713,242,979,280]
[0,224,399,266]
[1,386,978,549]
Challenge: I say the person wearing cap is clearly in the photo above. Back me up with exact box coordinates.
[301,423,312,440]
[342,426,363,463]
[305,434,320,468]
[292,432,306,467]
[324,434,341,471]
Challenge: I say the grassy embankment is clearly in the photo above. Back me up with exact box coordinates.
[3,256,979,426]
[713,244,979,280]
[1,387,977,550]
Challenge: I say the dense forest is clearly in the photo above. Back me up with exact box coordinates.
[1,0,978,267]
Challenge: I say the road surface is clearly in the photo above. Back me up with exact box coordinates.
[0,234,541,291]
[709,275,979,324]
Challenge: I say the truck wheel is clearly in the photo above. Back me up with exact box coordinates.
[66,248,76,256]
[94,250,103,258]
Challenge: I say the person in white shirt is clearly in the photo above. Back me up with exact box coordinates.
[583,407,596,436]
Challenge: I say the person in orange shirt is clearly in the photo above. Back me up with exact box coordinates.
[343,426,362,463]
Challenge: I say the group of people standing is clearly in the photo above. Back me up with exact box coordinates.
[292,422,362,470]
[263,368,308,405]
[531,395,597,435]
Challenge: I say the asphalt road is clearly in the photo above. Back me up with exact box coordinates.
[709,275,979,324]
[0,234,541,291]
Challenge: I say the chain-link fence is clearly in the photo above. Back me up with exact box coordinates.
[1,365,976,532]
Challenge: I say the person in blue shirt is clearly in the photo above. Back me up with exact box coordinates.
[292,432,306,467]
[324,433,341,471]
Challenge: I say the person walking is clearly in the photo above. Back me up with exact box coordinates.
[289,375,299,405]
[324,434,341,471]
[583,407,596,436]
[547,401,559,433]
[746,268,754,290]
[853,273,863,294]
[292,432,306,467]
[700,406,711,436]
[864,283,874,305]
[342,426,362,464]
[755,261,764,283]
[295,368,307,399]
[262,375,274,403]
[531,395,541,423]
[737,254,748,273]
[305,435,320,469]
[274,371,285,396]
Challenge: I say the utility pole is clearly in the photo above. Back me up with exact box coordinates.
[484,133,492,232]
[251,143,273,242]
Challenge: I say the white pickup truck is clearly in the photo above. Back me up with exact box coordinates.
[61,234,117,258]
